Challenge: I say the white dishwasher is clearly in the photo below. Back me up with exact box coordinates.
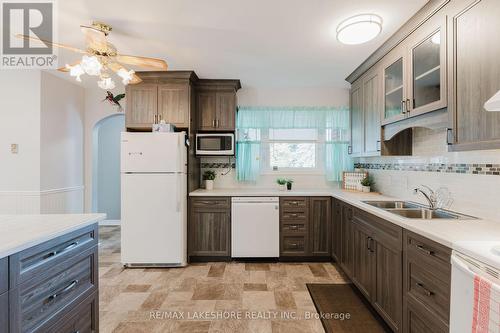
[231,197,280,258]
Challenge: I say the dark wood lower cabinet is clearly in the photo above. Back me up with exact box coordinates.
[48,291,98,333]
[189,197,231,259]
[0,292,7,333]
[339,203,354,276]
[331,199,342,262]
[309,197,331,257]
[352,222,375,300]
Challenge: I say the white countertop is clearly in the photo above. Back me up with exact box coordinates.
[190,188,500,269]
[0,214,106,258]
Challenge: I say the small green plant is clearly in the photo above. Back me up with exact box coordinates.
[203,170,216,181]
[361,176,374,187]
[276,178,287,185]
[286,179,294,185]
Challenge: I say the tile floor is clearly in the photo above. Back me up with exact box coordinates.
[98,226,349,333]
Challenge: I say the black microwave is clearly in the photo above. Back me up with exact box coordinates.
[196,133,235,156]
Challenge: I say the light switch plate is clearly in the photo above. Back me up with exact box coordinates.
[11,144,18,154]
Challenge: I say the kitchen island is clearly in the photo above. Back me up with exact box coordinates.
[0,214,105,332]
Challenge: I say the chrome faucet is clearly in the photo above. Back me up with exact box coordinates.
[413,185,438,210]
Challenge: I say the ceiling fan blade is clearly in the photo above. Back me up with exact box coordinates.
[106,62,143,84]
[15,34,86,54]
[57,60,81,72]
[115,54,168,70]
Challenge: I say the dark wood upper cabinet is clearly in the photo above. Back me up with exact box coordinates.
[125,71,198,130]
[126,83,158,129]
[309,197,331,257]
[350,79,364,156]
[157,83,191,128]
[196,79,241,132]
[448,0,500,151]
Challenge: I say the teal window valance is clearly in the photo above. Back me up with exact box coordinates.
[236,106,351,182]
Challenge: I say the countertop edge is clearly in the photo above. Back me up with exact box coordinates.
[0,214,106,258]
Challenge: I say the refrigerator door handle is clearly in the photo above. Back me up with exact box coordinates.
[176,173,182,213]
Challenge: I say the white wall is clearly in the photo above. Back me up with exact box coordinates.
[356,128,500,221]
[0,70,85,214]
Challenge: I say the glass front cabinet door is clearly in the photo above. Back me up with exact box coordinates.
[407,17,447,117]
[383,52,407,125]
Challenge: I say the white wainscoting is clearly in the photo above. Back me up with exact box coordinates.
[0,186,84,214]
[40,186,85,214]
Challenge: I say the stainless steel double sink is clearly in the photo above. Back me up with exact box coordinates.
[362,201,477,220]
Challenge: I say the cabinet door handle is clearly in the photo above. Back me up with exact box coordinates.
[416,244,434,256]
[376,140,381,152]
[370,238,375,253]
[46,279,79,303]
[416,282,434,296]
[401,100,406,114]
[366,237,371,251]
[216,119,219,128]
[406,99,411,113]
[212,119,216,128]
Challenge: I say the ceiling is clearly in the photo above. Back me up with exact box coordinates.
[55,0,427,89]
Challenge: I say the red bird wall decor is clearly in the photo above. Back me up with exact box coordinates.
[103,91,125,111]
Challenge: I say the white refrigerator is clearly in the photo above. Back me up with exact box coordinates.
[120,132,187,267]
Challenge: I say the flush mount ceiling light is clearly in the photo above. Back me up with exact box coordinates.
[336,14,383,45]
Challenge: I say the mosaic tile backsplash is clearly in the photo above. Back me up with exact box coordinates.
[354,163,500,176]
[200,162,236,169]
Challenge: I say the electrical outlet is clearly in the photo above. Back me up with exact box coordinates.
[11,144,18,154]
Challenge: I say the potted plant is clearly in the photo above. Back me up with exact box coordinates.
[286,179,294,191]
[276,178,287,191]
[203,170,216,190]
[360,176,374,193]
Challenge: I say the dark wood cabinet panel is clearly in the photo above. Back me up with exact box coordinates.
[449,0,500,150]
[350,79,364,155]
[309,197,331,256]
[0,257,7,294]
[126,83,158,129]
[0,292,7,333]
[373,241,403,332]
[47,291,98,333]
[405,294,448,333]
[281,235,308,256]
[189,197,231,258]
[157,84,190,128]
[331,199,342,262]
[280,197,309,257]
[216,92,236,130]
[340,204,354,276]
[197,91,217,130]
[352,222,375,301]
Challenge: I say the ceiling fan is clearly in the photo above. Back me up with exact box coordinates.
[16,22,168,89]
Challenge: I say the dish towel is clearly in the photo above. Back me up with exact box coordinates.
[472,275,500,333]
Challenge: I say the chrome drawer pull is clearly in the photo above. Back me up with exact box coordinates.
[415,282,434,296]
[290,201,298,206]
[46,279,79,303]
[416,244,434,256]
[46,241,79,260]
[289,225,299,230]
[290,213,298,218]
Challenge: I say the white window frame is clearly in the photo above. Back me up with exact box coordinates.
[260,128,325,175]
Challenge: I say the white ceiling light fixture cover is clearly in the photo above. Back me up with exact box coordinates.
[337,14,383,45]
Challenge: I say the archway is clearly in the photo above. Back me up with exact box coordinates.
[92,113,125,224]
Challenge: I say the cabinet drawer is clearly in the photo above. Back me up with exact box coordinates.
[281,197,308,210]
[407,261,450,322]
[47,291,98,333]
[191,197,230,209]
[281,235,308,255]
[405,231,451,280]
[281,210,308,221]
[10,246,97,333]
[0,257,7,294]
[281,222,307,233]
[405,294,448,333]
[10,224,97,286]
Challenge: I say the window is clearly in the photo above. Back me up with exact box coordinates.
[262,128,324,173]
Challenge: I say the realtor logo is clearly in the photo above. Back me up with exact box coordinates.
[1,0,57,68]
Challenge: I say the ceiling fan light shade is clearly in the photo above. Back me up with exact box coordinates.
[117,68,135,85]
[336,14,383,45]
[81,55,103,76]
[97,77,116,90]
[66,63,85,82]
